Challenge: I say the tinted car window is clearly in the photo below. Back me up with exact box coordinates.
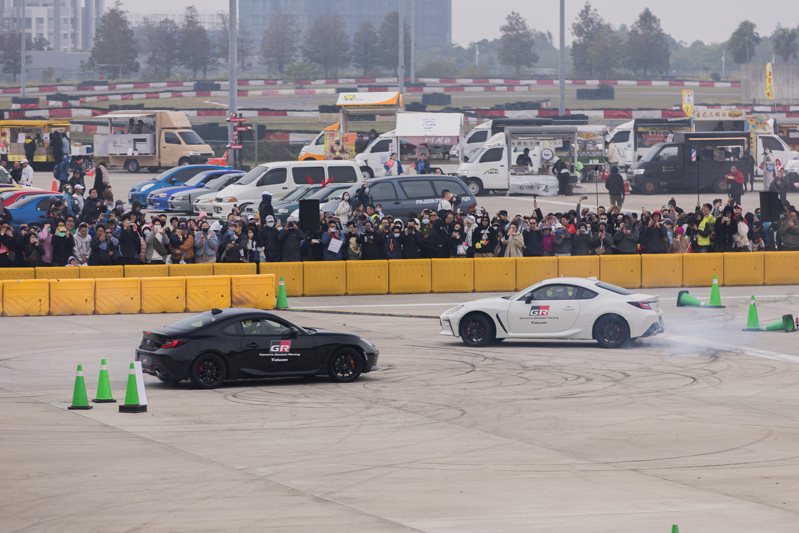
[370,182,397,201]
[170,167,204,183]
[400,180,435,199]
[611,130,630,143]
[238,166,269,185]
[164,131,181,145]
[241,318,291,336]
[469,130,488,143]
[432,179,468,197]
[480,147,504,163]
[292,166,325,185]
[371,139,391,153]
[762,136,784,151]
[596,281,633,295]
[529,284,581,301]
[327,166,358,183]
[167,311,222,332]
[258,168,287,186]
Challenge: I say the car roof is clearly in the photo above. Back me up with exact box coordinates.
[252,160,359,169]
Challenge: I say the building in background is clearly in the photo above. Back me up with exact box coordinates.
[0,0,105,51]
[240,0,452,53]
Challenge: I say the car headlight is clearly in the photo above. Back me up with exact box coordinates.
[633,169,645,175]
[155,192,168,198]
[140,183,154,191]
[277,208,288,214]
[172,194,188,201]
[196,197,213,204]
[222,196,238,203]
[445,305,464,315]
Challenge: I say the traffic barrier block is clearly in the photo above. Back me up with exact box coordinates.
[600,255,641,289]
[641,254,682,288]
[140,277,186,313]
[431,258,474,293]
[95,278,141,314]
[3,279,49,316]
[764,251,799,285]
[49,279,95,315]
[79,265,124,279]
[259,262,303,297]
[168,263,214,277]
[0,281,3,315]
[515,257,558,290]
[35,266,80,280]
[389,259,431,294]
[346,261,388,295]
[124,264,168,278]
[558,255,600,279]
[723,252,764,286]
[213,263,257,276]
[683,253,723,287]
[231,274,275,309]
[186,275,231,312]
[303,262,346,296]
[474,257,515,292]
[0,267,35,280]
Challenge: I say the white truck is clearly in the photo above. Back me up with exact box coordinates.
[606,118,693,170]
[456,126,579,196]
[355,112,465,178]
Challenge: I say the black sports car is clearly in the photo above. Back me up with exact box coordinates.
[135,308,379,389]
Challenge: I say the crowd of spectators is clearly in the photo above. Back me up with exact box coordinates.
[0,179,798,269]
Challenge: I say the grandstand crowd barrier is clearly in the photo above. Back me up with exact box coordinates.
[1,252,798,315]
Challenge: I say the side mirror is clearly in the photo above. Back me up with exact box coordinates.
[524,297,533,304]
[287,327,300,338]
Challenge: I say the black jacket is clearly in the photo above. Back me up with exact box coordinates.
[278,228,304,262]
[51,232,75,266]
[605,171,625,196]
[258,200,275,226]
[258,225,280,262]
[400,229,425,259]
[118,227,141,259]
[361,231,385,260]
[522,228,543,256]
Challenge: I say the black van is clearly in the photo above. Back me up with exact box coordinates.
[320,175,477,219]
[629,132,749,194]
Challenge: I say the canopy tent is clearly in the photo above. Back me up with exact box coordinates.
[395,112,464,146]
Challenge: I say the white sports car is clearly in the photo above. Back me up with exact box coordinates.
[440,277,664,349]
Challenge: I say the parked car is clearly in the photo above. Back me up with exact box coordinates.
[147,169,241,211]
[319,174,477,220]
[5,193,65,227]
[211,160,363,218]
[128,164,228,205]
[169,171,245,214]
[1,188,51,207]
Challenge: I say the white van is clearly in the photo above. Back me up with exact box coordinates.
[211,160,364,218]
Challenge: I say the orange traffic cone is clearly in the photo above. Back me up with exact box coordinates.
[50,177,59,192]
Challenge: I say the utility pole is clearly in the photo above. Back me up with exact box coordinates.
[722,49,726,79]
[398,0,405,94]
[228,0,238,168]
[474,43,479,67]
[558,0,565,116]
[20,0,26,95]
[410,0,416,83]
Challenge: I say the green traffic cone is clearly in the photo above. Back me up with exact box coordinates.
[677,290,704,307]
[119,362,147,413]
[763,314,795,332]
[275,277,289,310]
[671,525,679,533]
[707,274,724,308]
[743,296,760,331]
[68,364,93,410]
[93,358,116,403]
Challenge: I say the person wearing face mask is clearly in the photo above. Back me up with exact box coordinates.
[335,192,352,226]
[22,232,44,266]
[500,223,525,257]
[118,218,142,264]
[322,221,344,261]
[145,222,170,264]
[400,219,424,259]
[89,225,118,265]
[385,224,404,259]
[258,215,280,262]
[360,221,384,260]
[278,218,304,262]
[194,221,219,263]
[571,223,594,256]
[51,221,76,266]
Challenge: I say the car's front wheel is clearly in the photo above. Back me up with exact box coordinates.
[593,315,630,349]
[328,348,363,383]
[190,353,227,389]
[459,313,495,347]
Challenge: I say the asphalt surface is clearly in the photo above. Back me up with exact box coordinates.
[2,285,799,532]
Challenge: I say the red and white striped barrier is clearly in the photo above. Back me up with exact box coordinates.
[0,77,742,96]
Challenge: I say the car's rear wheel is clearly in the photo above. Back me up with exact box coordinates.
[178,157,190,166]
[328,348,363,383]
[639,178,658,194]
[459,313,495,347]
[466,178,484,196]
[124,159,140,173]
[593,315,630,349]
[190,353,227,389]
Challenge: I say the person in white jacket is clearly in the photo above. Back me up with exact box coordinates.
[72,223,92,265]
[335,193,352,226]
[20,159,34,187]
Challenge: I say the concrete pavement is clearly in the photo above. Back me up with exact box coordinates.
[2,285,799,531]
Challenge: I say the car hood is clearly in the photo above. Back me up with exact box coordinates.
[155,184,195,196]
[131,180,159,192]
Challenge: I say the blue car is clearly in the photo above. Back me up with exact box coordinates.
[129,165,227,206]
[5,193,68,227]
[146,169,239,211]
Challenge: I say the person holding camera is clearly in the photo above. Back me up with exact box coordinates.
[400,219,424,259]
[473,216,498,257]
[278,218,304,262]
[639,211,669,254]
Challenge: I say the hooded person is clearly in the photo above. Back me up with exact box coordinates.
[258,191,275,226]
[258,214,280,262]
[72,222,92,265]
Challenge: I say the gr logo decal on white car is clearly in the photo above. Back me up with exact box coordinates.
[529,306,550,317]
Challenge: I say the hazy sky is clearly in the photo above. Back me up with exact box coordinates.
[119,0,788,46]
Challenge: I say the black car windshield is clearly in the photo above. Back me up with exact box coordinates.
[178,131,206,145]
[596,281,634,295]
[166,311,221,332]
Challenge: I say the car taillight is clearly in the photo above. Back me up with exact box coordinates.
[628,301,652,310]
[160,339,184,349]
